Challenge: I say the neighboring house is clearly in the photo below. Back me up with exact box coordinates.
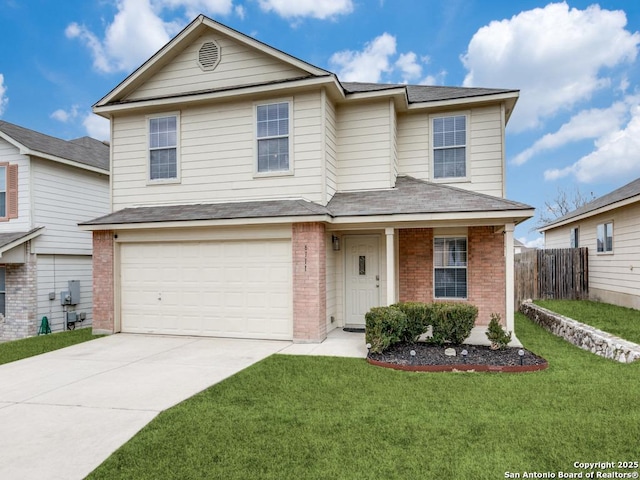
[81,15,534,343]
[540,177,640,310]
[514,239,530,255]
[0,121,110,340]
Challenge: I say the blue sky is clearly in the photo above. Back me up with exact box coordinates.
[1,0,639,245]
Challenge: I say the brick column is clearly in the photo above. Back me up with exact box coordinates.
[2,241,37,340]
[92,230,114,334]
[292,222,326,343]
[468,226,506,326]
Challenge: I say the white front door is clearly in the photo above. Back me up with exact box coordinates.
[345,235,380,327]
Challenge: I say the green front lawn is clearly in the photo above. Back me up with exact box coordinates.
[88,314,640,480]
[0,328,99,365]
[535,299,640,344]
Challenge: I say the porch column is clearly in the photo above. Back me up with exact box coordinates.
[505,223,515,333]
[385,227,395,306]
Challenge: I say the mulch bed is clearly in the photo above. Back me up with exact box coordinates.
[367,342,548,373]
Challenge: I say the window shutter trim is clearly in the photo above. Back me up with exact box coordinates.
[7,164,18,219]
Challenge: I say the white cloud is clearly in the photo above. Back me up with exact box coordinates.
[420,70,447,86]
[257,0,353,19]
[544,104,640,183]
[518,236,544,249]
[512,102,628,165]
[395,52,422,83]
[0,74,7,116]
[83,114,110,141]
[462,2,640,132]
[51,105,80,123]
[330,33,397,82]
[66,0,233,74]
[235,4,246,19]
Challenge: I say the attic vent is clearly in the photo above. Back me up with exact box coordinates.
[198,41,221,71]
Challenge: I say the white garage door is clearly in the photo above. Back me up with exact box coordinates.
[120,240,292,339]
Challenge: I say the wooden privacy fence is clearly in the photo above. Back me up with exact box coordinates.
[515,247,588,306]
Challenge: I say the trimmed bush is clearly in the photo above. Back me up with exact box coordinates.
[365,306,408,353]
[392,302,430,342]
[486,313,512,349]
[429,303,478,345]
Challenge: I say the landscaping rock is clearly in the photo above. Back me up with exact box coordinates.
[444,348,456,357]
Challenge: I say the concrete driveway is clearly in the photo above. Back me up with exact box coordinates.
[0,334,291,480]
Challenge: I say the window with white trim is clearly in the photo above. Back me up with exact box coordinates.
[597,222,613,253]
[433,115,466,179]
[256,102,290,173]
[0,163,18,221]
[570,227,579,248]
[0,166,6,218]
[149,115,178,180]
[434,237,467,299]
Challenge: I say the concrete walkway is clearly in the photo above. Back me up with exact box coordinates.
[0,329,366,480]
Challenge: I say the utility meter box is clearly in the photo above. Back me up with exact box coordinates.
[60,280,80,306]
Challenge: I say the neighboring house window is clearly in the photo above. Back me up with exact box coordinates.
[433,115,466,179]
[0,163,18,221]
[434,237,467,299]
[597,222,613,253]
[256,102,290,173]
[0,267,5,316]
[570,227,579,248]
[149,115,178,180]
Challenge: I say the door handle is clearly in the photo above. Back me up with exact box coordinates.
[376,274,379,287]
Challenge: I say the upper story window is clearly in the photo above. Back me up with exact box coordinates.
[432,115,467,179]
[434,236,467,299]
[597,222,613,253]
[570,227,579,248]
[149,115,178,181]
[0,163,18,221]
[256,102,291,174]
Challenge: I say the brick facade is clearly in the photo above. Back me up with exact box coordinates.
[92,231,114,334]
[0,241,38,340]
[292,222,327,342]
[467,226,506,326]
[398,226,506,327]
[398,228,433,303]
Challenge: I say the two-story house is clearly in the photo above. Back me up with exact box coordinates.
[540,177,640,310]
[82,15,534,343]
[0,121,109,340]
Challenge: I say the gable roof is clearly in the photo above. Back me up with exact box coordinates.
[93,15,518,118]
[539,177,640,231]
[80,176,533,229]
[0,227,44,257]
[0,121,109,174]
[94,14,333,109]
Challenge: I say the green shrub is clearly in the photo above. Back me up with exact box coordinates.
[392,302,430,342]
[485,313,512,349]
[365,306,407,353]
[429,303,478,345]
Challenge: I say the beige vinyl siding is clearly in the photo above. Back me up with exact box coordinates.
[336,101,392,191]
[127,33,308,101]
[31,159,109,255]
[36,254,93,333]
[0,138,31,232]
[325,95,337,201]
[544,201,640,301]
[390,100,398,187]
[111,92,324,210]
[397,105,504,197]
[397,112,429,179]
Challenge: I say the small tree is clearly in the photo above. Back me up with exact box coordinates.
[486,313,512,350]
[537,186,596,227]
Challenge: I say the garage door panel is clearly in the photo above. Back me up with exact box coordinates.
[120,240,292,339]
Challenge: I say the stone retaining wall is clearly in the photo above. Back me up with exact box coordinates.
[519,302,640,363]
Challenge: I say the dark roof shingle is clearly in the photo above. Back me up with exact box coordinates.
[82,176,533,226]
[341,82,518,104]
[0,121,109,172]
